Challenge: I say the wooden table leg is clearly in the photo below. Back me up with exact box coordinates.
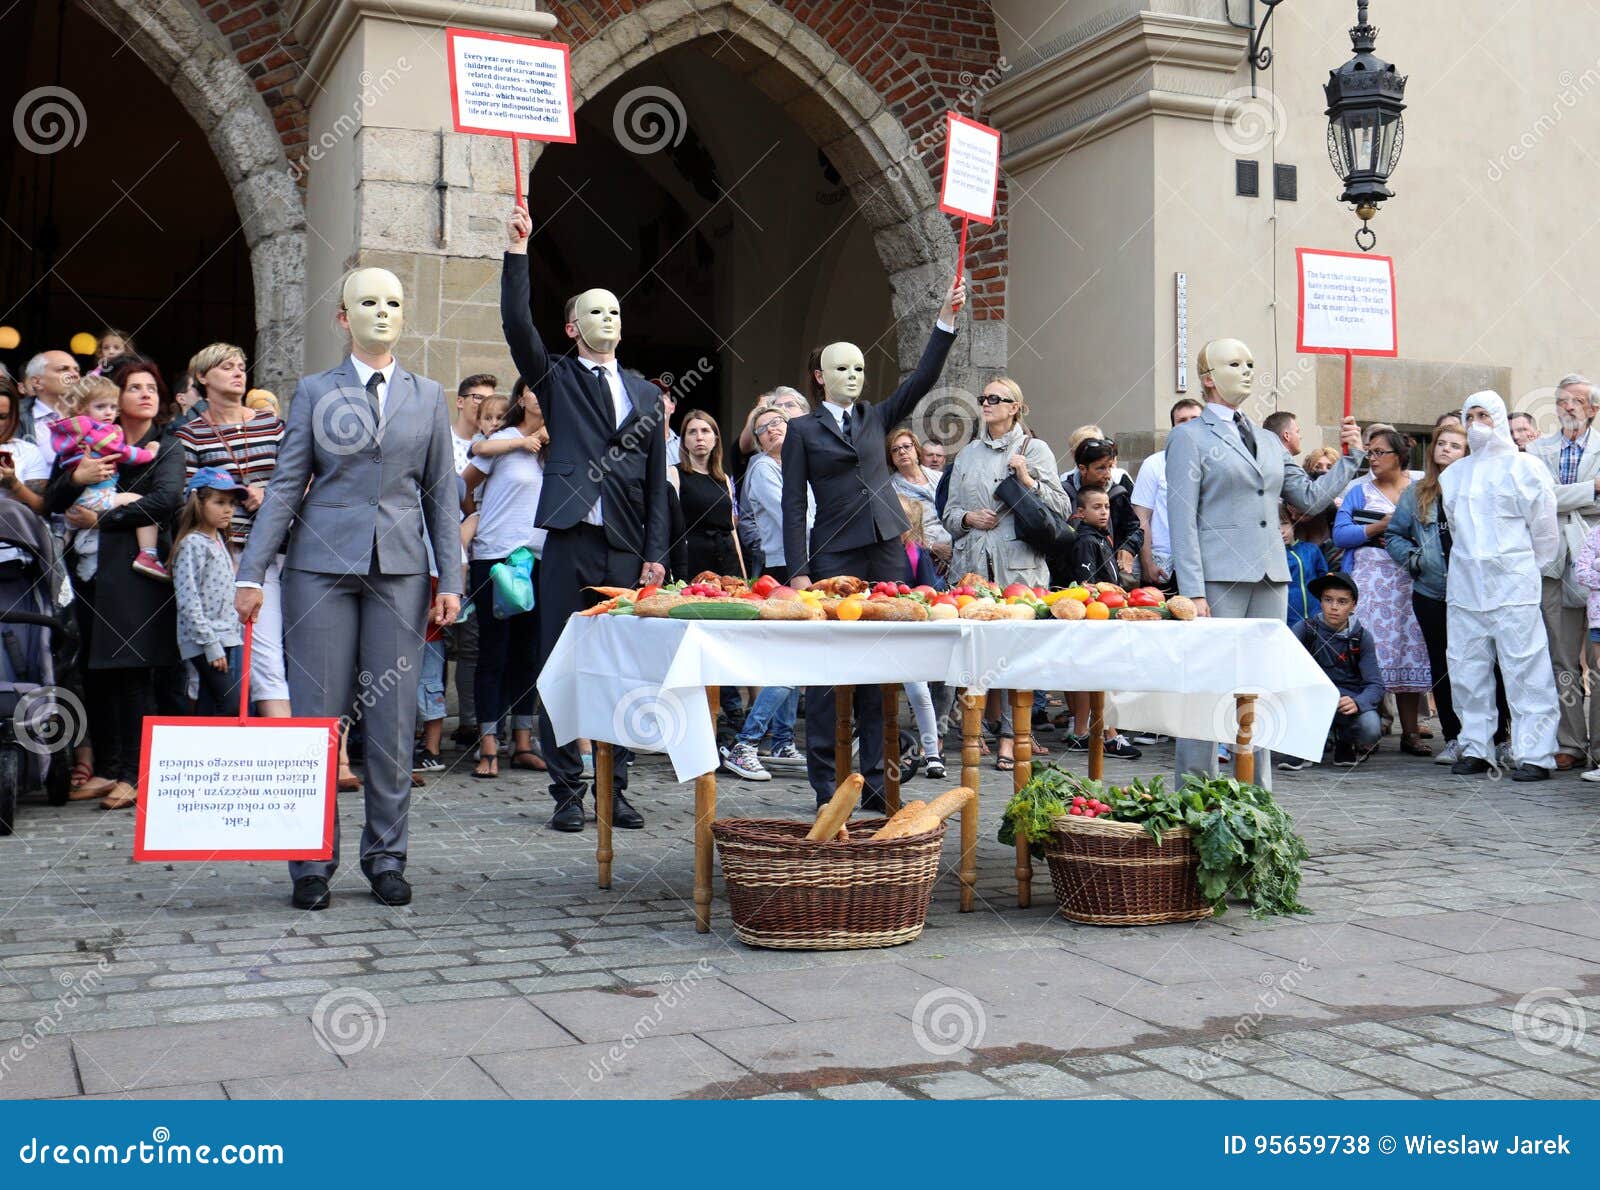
[594,741,613,890]
[1088,691,1106,782]
[881,683,901,814]
[1234,693,1257,785]
[834,685,854,782]
[1011,689,1034,909]
[959,691,983,913]
[694,686,719,934]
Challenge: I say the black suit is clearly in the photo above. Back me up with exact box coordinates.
[501,251,669,804]
[780,324,957,806]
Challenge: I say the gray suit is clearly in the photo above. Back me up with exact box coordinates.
[1526,430,1600,759]
[239,358,461,881]
[1165,405,1358,782]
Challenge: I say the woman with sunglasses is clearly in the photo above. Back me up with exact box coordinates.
[942,376,1070,769]
[1332,427,1434,757]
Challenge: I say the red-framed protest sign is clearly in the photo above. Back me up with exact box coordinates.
[938,113,1001,284]
[446,27,576,209]
[1295,247,1398,446]
[134,624,338,862]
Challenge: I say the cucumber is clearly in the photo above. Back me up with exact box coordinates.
[667,600,762,620]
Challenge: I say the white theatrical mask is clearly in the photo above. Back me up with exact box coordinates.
[340,268,404,354]
[568,288,621,354]
[818,342,865,405]
[1198,338,1253,407]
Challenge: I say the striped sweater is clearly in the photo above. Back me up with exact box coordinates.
[175,410,285,551]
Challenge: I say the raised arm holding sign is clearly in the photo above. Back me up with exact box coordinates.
[939,113,1000,283]
[447,27,576,207]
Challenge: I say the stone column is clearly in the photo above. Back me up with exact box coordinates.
[288,0,557,386]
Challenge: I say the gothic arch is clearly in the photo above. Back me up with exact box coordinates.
[75,0,307,393]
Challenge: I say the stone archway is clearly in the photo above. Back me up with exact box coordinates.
[529,0,990,405]
[75,0,307,394]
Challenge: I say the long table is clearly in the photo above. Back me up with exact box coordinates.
[539,616,1337,931]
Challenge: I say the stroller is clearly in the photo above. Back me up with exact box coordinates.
[0,500,73,833]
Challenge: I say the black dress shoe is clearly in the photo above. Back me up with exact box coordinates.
[369,870,412,906]
[549,799,584,832]
[291,876,330,911]
[1451,756,1492,775]
[1511,763,1550,782]
[610,790,644,829]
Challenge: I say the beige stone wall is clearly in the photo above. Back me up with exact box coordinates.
[989,0,1600,466]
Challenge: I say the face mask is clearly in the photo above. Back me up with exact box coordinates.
[818,342,865,404]
[1467,422,1494,453]
[569,289,621,353]
[341,268,404,353]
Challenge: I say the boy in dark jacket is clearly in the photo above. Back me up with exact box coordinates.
[1285,572,1384,769]
[1062,486,1119,586]
[1282,503,1328,627]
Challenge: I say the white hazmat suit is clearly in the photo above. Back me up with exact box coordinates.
[1439,391,1560,768]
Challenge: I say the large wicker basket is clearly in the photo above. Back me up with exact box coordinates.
[711,817,945,949]
[1042,814,1213,926]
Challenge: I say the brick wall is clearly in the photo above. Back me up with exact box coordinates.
[201,0,310,180]
[543,1,1009,322]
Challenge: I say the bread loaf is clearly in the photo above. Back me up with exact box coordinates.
[858,598,929,622]
[635,592,686,617]
[1116,607,1163,621]
[870,788,972,840]
[758,598,824,621]
[1166,595,1198,620]
[805,774,864,841]
[1051,598,1086,620]
[959,601,1008,621]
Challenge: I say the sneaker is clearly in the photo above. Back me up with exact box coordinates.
[132,549,170,581]
[411,747,444,773]
[1103,734,1142,761]
[1277,756,1314,772]
[1131,732,1164,746]
[923,754,947,781]
[1332,742,1360,766]
[1433,739,1462,766]
[1060,733,1091,752]
[1031,708,1054,734]
[761,743,805,770]
[1581,767,1600,783]
[720,741,771,781]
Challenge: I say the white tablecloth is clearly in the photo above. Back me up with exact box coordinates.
[539,617,1337,781]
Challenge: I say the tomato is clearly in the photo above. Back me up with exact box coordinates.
[1098,591,1127,609]
[752,574,779,598]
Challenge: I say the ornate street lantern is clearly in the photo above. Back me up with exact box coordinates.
[1324,1,1407,250]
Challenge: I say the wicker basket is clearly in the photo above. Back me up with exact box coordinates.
[712,817,945,949]
[1042,814,1213,926]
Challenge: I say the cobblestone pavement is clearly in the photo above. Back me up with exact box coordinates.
[2,727,1599,1100]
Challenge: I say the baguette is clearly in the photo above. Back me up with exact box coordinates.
[871,788,973,840]
[871,800,927,839]
[805,773,864,840]
[635,592,687,617]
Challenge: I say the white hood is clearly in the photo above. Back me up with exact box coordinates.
[1462,390,1516,458]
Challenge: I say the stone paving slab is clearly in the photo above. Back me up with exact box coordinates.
[4,735,1600,1098]
[225,1059,507,1100]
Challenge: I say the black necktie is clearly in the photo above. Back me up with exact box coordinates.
[364,370,382,421]
[1234,411,1257,457]
[592,366,617,426]
[841,407,852,439]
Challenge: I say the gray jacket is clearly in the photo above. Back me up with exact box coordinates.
[238,359,462,594]
[1165,405,1357,597]
[941,424,1069,587]
[1525,430,1600,590]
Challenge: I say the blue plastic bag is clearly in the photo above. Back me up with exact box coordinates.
[489,548,536,619]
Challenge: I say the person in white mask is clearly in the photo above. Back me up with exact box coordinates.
[1439,391,1560,780]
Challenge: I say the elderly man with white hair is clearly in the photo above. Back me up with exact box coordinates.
[1526,373,1600,770]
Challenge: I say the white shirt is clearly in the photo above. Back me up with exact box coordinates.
[821,400,850,431]
[450,427,475,476]
[1207,401,1248,442]
[467,429,548,561]
[32,398,63,467]
[580,358,631,527]
[1130,449,1170,559]
[349,356,395,420]
[0,437,49,565]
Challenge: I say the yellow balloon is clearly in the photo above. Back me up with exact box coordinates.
[0,326,18,350]
[69,332,98,357]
